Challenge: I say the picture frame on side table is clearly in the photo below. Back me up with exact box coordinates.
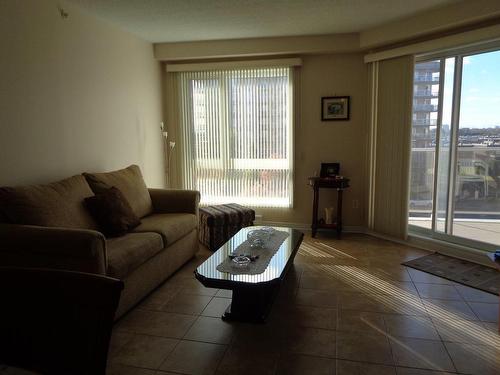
[320,163,340,178]
[321,96,350,121]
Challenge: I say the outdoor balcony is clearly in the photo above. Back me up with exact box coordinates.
[414,90,439,98]
[413,104,438,112]
[413,118,437,126]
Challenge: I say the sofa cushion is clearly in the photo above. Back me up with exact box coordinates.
[106,232,163,279]
[83,165,153,218]
[84,186,141,237]
[132,213,197,245]
[0,175,98,229]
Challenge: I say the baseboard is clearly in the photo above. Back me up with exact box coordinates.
[258,220,310,231]
[365,229,493,268]
[259,220,365,234]
[258,221,493,267]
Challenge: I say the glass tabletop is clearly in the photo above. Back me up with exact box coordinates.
[195,226,303,284]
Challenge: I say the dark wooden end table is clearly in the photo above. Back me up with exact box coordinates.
[194,226,304,323]
[308,177,350,239]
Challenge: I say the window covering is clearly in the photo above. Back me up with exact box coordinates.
[174,67,294,208]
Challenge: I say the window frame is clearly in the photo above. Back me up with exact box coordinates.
[408,43,500,252]
[179,67,294,208]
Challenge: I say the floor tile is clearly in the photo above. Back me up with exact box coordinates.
[106,363,157,375]
[201,297,232,318]
[184,316,236,344]
[139,288,178,311]
[336,359,396,375]
[216,346,278,375]
[282,327,336,358]
[338,292,391,313]
[159,340,226,375]
[395,368,455,375]
[431,317,499,346]
[300,274,356,292]
[407,269,452,285]
[215,289,232,298]
[384,281,420,296]
[339,292,426,316]
[454,285,499,303]
[160,293,212,315]
[118,309,196,338]
[445,341,500,375]
[231,323,284,354]
[336,309,386,334]
[112,334,178,369]
[383,314,440,340]
[422,298,478,320]
[414,283,462,301]
[467,301,499,323]
[481,321,500,333]
[276,353,334,375]
[295,288,337,308]
[108,331,134,358]
[389,337,455,372]
[110,235,496,375]
[336,331,394,365]
[180,278,219,297]
[361,266,413,282]
[272,305,336,330]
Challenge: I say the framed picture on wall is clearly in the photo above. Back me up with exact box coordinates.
[321,96,350,121]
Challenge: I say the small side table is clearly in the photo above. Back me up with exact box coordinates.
[308,177,350,239]
[486,253,500,333]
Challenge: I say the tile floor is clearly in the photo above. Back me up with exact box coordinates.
[109,233,500,375]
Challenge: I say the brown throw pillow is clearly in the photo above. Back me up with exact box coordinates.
[84,186,141,237]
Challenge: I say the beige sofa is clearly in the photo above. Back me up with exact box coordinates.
[0,165,200,318]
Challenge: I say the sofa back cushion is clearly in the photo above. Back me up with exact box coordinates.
[0,175,98,229]
[83,165,153,218]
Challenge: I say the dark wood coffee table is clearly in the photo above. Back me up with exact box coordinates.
[194,226,304,323]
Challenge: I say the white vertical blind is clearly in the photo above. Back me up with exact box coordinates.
[175,67,294,208]
[367,55,415,239]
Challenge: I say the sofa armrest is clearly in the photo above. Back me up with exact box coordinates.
[148,189,200,216]
[0,223,107,275]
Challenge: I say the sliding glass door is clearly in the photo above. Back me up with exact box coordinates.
[408,48,500,249]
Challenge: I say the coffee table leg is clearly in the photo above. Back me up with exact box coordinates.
[222,284,279,323]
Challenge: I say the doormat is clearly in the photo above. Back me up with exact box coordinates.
[402,253,499,296]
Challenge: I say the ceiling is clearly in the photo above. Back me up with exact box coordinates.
[67,0,460,43]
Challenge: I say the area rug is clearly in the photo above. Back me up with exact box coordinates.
[402,253,499,296]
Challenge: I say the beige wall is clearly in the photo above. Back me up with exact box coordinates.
[261,54,368,228]
[165,53,368,228]
[0,0,165,187]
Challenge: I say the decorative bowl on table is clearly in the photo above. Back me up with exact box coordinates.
[247,229,271,248]
[232,255,251,267]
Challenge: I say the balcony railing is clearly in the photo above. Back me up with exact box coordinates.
[414,90,439,98]
[413,119,437,126]
[413,104,438,112]
[414,75,439,82]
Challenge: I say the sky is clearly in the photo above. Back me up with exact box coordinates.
[440,49,500,129]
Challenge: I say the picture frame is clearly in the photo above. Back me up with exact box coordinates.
[321,96,350,121]
[320,162,340,178]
